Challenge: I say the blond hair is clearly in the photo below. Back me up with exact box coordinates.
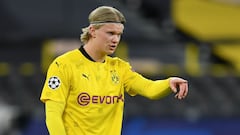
[80,6,126,44]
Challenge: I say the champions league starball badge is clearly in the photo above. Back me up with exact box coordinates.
[48,76,61,90]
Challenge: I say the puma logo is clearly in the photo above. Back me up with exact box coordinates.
[82,74,89,80]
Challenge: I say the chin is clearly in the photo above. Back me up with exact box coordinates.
[107,53,114,56]
[107,51,115,55]
[109,49,116,53]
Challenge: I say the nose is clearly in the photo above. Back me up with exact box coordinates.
[112,35,120,43]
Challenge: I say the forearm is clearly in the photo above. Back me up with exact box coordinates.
[128,76,172,99]
[45,100,66,135]
[144,79,172,99]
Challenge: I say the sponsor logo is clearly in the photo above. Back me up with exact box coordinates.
[77,92,124,106]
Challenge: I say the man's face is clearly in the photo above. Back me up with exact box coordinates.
[92,23,124,55]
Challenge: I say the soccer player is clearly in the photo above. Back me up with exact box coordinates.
[40,6,188,135]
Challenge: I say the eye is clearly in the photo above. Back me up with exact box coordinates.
[107,32,114,35]
[117,33,122,37]
[106,31,122,38]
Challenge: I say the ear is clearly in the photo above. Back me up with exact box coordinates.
[89,25,96,38]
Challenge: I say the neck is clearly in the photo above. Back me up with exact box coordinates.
[83,44,106,63]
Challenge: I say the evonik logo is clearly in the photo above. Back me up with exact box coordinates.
[77,92,124,106]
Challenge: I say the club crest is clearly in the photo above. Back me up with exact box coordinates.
[110,70,119,84]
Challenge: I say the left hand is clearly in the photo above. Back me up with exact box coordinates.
[169,77,188,100]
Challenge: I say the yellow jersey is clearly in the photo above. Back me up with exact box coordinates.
[40,46,171,135]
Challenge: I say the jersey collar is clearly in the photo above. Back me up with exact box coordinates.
[79,45,96,62]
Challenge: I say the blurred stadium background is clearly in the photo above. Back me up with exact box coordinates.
[1,0,240,135]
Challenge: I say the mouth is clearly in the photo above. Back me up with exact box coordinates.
[109,45,116,50]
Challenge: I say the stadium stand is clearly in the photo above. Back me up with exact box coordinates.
[0,0,240,134]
